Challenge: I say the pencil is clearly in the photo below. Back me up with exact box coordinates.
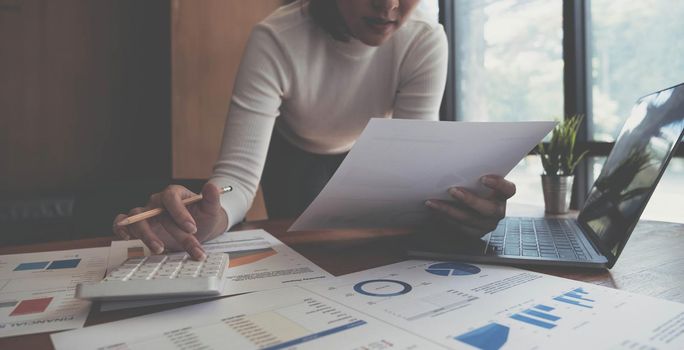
[115,186,232,227]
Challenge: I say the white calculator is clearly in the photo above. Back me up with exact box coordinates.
[76,252,229,301]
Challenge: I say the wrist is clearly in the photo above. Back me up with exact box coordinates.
[205,208,229,241]
[216,208,229,234]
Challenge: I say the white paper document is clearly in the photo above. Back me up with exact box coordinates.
[100,229,333,311]
[304,260,684,349]
[0,247,108,338]
[52,286,435,350]
[290,119,556,230]
[52,260,684,349]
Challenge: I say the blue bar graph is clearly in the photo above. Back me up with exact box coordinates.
[510,314,557,329]
[455,323,509,350]
[508,288,595,331]
[522,309,561,321]
[553,296,593,308]
[534,304,554,312]
[573,287,589,294]
[554,287,595,308]
[511,304,562,329]
[47,258,81,270]
[14,258,82,271]
[14,261,50,271]
[564,291,594,302]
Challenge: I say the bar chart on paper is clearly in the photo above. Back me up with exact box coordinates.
[553,287,595,308]
[0,247,108,338]
[509,304,561,329]
[451,282,684,350]
[449,287,602,349]
[52,287,438,350]
[14,258,82,271]
[307,260,684,349]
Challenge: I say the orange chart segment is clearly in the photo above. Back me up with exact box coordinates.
[127,247,145,259]
[228,248,277,268]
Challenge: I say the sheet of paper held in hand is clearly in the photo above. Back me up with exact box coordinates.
[99,229,332,311]
[290,119,556,231]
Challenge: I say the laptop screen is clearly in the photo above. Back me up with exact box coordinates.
[578,83,684,265]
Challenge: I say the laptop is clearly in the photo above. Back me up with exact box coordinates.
[409,82,684,268]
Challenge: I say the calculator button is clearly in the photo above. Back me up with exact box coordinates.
[166,254,187,262]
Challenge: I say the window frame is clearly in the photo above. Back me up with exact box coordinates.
[438,0,684,208]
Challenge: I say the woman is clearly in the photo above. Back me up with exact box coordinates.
[114,0,516,260]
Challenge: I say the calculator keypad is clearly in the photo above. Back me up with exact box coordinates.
[104,253,228,282]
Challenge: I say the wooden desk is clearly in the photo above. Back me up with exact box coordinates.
[2,218,683,349]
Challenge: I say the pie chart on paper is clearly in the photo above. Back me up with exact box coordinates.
[425,262,481,276]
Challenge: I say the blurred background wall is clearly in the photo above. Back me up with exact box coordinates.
[0,0,282,244]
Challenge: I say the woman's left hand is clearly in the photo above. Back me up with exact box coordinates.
[425,175,516,238]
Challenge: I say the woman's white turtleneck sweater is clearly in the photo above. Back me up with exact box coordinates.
[210,1,448,228]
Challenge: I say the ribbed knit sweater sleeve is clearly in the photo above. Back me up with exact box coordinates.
[209,25,290,228]
[393,26,448,120]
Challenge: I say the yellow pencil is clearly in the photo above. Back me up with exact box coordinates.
[115,186,232,226]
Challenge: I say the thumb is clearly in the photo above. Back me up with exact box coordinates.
[199,182,222,215]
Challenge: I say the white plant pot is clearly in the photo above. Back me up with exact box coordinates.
[541,175,574,214]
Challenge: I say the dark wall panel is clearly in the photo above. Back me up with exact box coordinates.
[0,0,171,193]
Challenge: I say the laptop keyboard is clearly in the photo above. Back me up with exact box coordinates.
[484,218,589,261]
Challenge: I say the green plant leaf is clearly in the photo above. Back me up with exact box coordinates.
[537,115,586,176]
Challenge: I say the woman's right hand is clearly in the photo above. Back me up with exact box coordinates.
[112,183,229,260]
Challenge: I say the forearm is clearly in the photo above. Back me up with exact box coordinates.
[210,104,277,230]
[209,24,287,229]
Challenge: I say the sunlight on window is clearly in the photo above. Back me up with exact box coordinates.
[453,0,563,206]
[591,0,684,141]
[505,155,545,206]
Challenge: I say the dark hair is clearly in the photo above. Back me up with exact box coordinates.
[305,0,351,42]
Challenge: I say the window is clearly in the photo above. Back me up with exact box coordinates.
[590,0,684,141]
[441,0,684,221]
[452,0,563,123]
[450,0,563,205]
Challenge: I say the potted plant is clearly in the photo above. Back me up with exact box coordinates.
[537,115,588,214]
